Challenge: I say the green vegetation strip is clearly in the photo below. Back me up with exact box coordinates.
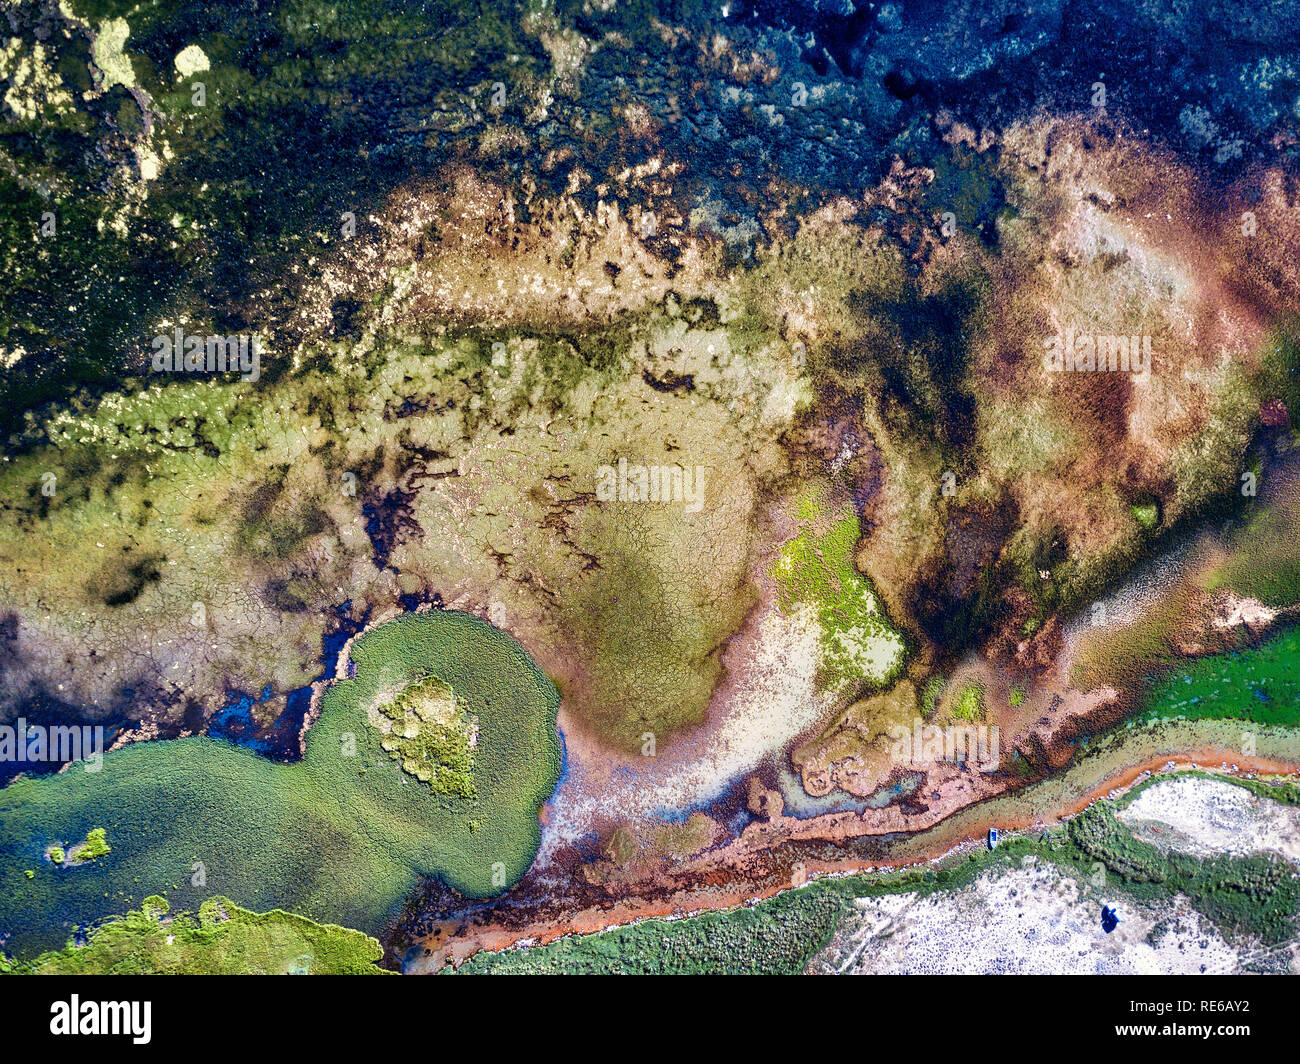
[4,895,388,975]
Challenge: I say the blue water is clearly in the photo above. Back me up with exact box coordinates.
[207,600,369,760]
[0,710,126,786]
[207,685,278,754]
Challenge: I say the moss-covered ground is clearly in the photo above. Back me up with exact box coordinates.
[773,482,907,692]
[1137,624,1300,729]
[6,894,389,975]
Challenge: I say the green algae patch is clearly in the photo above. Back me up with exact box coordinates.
[773,486,907,692]
[369,674,476,797]
[1136,624,1300,729]
[42,828,110,869]
[16,894,388,975]
[0,610,561,959]
[921,675,946,718]
[79,828,111,861]
[951,683,985,722]
[1131,501,1160,531]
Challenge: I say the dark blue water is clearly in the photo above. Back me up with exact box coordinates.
[207,684,278,754]
[0,703,126,787]
[207,600,369,760]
